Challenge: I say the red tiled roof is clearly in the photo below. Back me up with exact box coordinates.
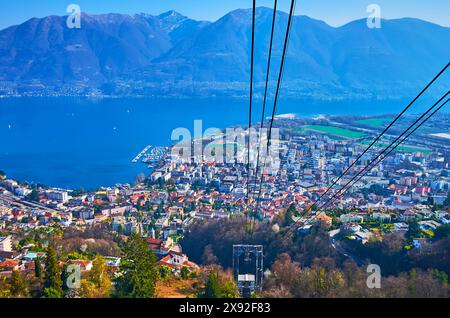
[69,260,92,268]
[145,238,163,245]
[159,252,199,270]
[0,259,19,268]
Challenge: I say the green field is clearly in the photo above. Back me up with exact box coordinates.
[359,141,430,154]
[300,125,366,139]
[356,117,392,127]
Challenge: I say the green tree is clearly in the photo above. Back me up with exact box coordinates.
[219,278,240,298]
[180,267,190,279]
[115,234,159,298]
[61,264,70,294]
[159,266,171,279]
[80,256,112,298]
[9,270,29,297]
[406,220,421,240]
[42,287,64,298]
[444,194,450,208]
[199,271,239,298]
[434,224,450,241]
[90,256,112,297]
[43,245,63,298]
[0,275,11,298]
[26,189,40,202]
[34,258,43,280]
[212,201,221,210]
[201,272,221,298]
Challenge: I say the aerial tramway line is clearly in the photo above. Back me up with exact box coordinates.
[318,92,450,212]
[238,0,449,291]
[242,2,449,238]
[279,63,450,243]
[235,0,296,298]
[244,0,296,232]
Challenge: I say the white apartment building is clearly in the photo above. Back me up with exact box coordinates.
[0,235,12,252]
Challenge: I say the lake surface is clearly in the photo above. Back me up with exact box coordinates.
[0,96,436,189]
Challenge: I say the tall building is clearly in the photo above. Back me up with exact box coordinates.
[0,235,12,252]
[47,190,69,203]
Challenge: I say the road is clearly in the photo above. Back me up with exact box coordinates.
[0,192,58,213]
[329,229,364,266]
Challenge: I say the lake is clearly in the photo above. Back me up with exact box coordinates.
[0,96,434,189]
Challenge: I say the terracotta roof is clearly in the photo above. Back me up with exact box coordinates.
[69,260,92,268]
[145,238,163,245]
[0,259,19,268]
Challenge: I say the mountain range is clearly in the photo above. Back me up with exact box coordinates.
[0,7,449,99]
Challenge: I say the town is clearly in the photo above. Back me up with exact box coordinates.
[1,113,450,297]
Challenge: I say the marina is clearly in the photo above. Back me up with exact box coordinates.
[131,145,168,168]
[142,146,168,168]
[131,145,152,163]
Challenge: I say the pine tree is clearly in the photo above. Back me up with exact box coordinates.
[406,220,421,241]
[199,271,239,298]
[9,270,29,297]
[114,234,158,298]
[201,272,222,298]
[43,245,64,298]
[34,258,42,280]
[61,264,70,293]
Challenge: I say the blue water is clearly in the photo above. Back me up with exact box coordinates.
[0,96,431,189]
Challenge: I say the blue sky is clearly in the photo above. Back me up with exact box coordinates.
[1,0,449,30]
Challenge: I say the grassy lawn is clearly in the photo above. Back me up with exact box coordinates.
[356,117,393,127]
[300,125,366,139]
[359,140,430,154]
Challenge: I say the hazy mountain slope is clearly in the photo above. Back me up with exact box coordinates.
[152,9,449,89]
[0,7,448,98]
[331,18,450,86]
[0,11,205,84]
[147,8,338,83]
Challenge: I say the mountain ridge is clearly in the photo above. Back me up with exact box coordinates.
[0,8,448,99]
